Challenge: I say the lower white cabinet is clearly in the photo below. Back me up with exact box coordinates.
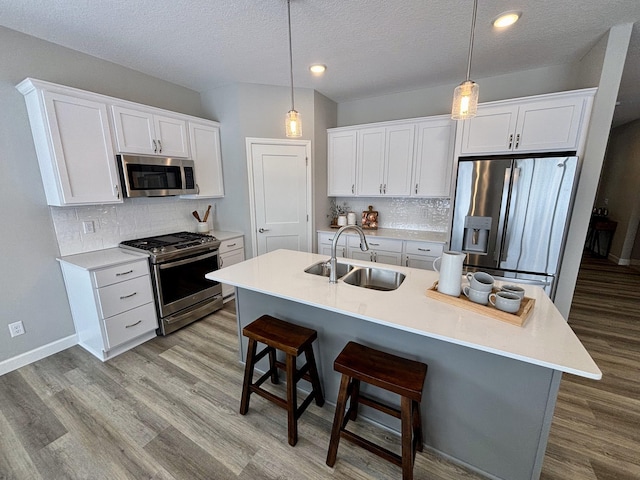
[317,231,347,258]
[218,234,245,300]
[402,240,444,270]
[348,236,403,266]
[58,250,158,361]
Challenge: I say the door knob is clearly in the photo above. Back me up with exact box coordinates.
[258,228,269,233]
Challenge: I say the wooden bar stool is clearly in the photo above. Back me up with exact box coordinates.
[240,314,325,446]
[326,341,428,480]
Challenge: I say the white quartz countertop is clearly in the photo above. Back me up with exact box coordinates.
[206,249,601,380]
[211,230,243,242]
[317,227,448,243]
[57,247,149,270]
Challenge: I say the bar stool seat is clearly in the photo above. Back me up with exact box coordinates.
[326,341,428,480]
[240,314,324,446]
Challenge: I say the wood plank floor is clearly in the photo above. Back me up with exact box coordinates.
[1,255,638,479]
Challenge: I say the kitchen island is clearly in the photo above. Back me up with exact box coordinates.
[206,249,600,480]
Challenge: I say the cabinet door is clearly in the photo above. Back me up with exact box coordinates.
[183,121,224,198]
[384,125,414,196]
[349,249,373,262]
[153,114,189,158]
[412,118,455,197]
[373,251,402,265]
[327,130,357,196]
[403,254,436,270]
[514,96,585,152]
[43,92,121,205]
[460,105,519,154]
[357,127,386,196]
[319,244,347,257]
[111,105,156,155]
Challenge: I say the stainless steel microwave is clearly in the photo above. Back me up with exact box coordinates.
[117,155,197,197]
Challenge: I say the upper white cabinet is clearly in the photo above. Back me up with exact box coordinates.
[412,116,456,197]
[328,129,358,196]
[459,91,594,155]
[112,105,189,158]
[357,124,414,196]
[181,120,224,198]
[17,79,122,206]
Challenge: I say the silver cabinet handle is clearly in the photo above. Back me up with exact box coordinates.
[157,139,162,153]
[219,257,224,267]
[417,248,431,252]
[152,139,157,153]
[258,228,270,233]
[383,184,387,194]
[115,269,133,277]
[119,292,137,300]
[351,184,355,194]
[406,257,409,267]
[379,184,382,194]
[515,134,520,149]
[415,184,418,195]
[114,185,120,199]
[226,243,237,248]
[196,183,200,194]
[374,252,377,262]
[369,242,380,246]
[342,247,346,257]
[125,320,142,328]
[508,134,513,149]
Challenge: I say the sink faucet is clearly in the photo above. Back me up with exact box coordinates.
[329,225,369,283]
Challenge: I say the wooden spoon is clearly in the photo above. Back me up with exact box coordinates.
[203,205,212,222]
[192,210,202,222]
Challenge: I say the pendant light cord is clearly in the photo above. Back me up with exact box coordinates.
[465,0,478,82]
[287,0,295,110]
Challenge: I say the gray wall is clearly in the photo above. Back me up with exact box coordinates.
[0,26,204,364]
[596,118,640,262]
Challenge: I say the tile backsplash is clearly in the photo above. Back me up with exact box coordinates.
[51,197,218,256]
[332,197,450,231]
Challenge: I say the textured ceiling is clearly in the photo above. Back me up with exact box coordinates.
[0,0,638,125]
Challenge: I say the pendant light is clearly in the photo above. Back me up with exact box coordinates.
[451,0,480,120]
[285,0,302,137]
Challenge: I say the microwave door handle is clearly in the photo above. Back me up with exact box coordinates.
[494,167,511,264]
[158,250,219,269]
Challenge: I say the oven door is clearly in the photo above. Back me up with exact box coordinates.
[152,248,221,318]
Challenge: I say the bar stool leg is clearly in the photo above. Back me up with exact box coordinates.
[348,378,360,421]
[413,400,423,452]
[326,374,351,467]
[268,346,279,384]
[305,346,325,407]
[401,396,414,480]
[240,338,258,415]
[286,353,298,446]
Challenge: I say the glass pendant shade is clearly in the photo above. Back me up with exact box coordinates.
[286,109,302,137]
[451,80,479,120]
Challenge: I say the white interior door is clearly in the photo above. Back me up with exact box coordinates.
[247,139,311,256]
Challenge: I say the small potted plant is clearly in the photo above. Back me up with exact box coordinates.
[328,199,350,227]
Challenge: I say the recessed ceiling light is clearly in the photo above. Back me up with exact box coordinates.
[492,11,521,28]
[309,64,326,75]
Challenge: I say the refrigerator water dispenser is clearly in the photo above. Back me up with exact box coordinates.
[462,216,492,254]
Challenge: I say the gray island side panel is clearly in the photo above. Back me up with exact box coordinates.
[235,287,558,480]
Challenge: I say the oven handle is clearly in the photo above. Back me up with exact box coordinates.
[158,250,219,270]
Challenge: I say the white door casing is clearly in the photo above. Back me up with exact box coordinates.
[246,138,312,257]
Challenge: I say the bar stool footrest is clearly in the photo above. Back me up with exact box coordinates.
[341,429,402,467]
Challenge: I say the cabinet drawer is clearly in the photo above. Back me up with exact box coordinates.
[404,241,444,257]
[93,260,149,287]
[219,236,244,255]
[318,231,346,246]
[351,236,403,253]
[96,274,154,319]
[103,302,158,349]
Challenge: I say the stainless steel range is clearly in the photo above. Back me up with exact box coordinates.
[120,231,223,335]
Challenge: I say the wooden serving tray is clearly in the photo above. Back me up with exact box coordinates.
[426,282,535,327]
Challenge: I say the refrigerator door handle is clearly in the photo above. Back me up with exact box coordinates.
[500,167,521,262]
[494,167,512,263]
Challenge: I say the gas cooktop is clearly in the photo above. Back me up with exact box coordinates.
[120,231,220,262]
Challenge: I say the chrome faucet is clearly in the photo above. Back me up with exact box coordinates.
[329,225,369,283]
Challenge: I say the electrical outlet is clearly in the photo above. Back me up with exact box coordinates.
[82,220,95,234]
[8,321,25,338]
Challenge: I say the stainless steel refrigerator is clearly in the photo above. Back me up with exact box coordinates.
[450,155,579,299]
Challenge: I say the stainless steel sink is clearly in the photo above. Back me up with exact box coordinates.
[304,261,353,279]
[341,267,406,291]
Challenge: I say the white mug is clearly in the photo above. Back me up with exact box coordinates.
[466,272,494,292]
[500,284,525,299]
[433,251,466,297]
[463,286,490,305]
[489,291,521,313]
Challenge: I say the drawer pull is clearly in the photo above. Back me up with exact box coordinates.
[125,320,142,328]
[417,248,431,252]
[226,243,237,247]
[119,292,137,300]
[369,242,380,246]
[115,269,134,277]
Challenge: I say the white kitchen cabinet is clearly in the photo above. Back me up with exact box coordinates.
[460,91,593,155]
[181,120,224,198]
[327,129,358,196]
[412,116,456,197]
[317,231,347,257]
[112,105,189,158]
[58,249,158,362]
[219,234,245,300]
[357,124,414,196]
[402,240,444,270]
[348,236,403,266]
[17,79,122,206]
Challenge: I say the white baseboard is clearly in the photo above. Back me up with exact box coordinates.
[0,335,77,376]
[607,253,630,265]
